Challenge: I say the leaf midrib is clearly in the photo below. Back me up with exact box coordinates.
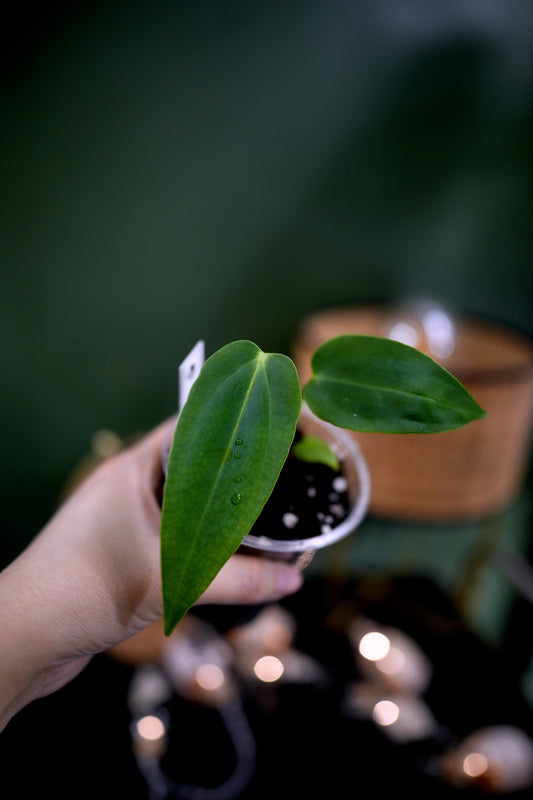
[170,353,267,600]
[310,372,465,412]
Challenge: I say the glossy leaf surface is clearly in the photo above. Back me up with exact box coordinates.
[303,335,486,434]
[161,340,301,635]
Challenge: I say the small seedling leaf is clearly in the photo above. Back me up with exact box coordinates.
[292,435,341,471]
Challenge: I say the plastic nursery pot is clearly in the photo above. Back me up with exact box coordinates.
[161,405,371,571]
[238,404,371,570]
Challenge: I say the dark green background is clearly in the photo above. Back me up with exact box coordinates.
[2,0,532,558]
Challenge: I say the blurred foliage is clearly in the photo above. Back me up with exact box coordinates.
[1,0,532,557]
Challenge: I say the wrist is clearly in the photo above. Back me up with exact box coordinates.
[0,540,96,731]
[0,556,55,730]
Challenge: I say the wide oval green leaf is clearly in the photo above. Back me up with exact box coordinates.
[161,340,302,635]
[303,335,486,434]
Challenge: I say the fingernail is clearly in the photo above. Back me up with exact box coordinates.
[277,566,304,595]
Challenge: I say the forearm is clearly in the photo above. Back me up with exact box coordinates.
[0,552,62,731]
[0,523,126,732]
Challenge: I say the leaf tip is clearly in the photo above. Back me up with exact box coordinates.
[474,404,488,421]
[163,609,185,638]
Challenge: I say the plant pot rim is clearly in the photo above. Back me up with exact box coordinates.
[242,404,371,554]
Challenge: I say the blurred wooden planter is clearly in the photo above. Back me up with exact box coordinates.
[293,306,533,522]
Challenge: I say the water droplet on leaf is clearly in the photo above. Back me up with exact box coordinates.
[231,492,242,505]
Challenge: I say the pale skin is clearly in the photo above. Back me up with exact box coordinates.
[0,418,303,732]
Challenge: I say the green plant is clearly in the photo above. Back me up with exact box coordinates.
[161,335,486,635]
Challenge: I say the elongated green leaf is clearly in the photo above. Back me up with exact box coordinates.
[303,335,486,434]
[161,340,302,635]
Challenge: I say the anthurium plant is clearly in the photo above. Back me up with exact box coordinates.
[161,335,486,635]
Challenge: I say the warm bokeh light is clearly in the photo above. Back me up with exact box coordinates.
[260,617,293,652]
[91,429,123,458]
[135,714,166,742]
[195,663,226,691]
[253,655,284,682]
[423,307,455,358]
[359,631,391,662]
[463,752,489,778]
[388,322,419,348]
[372,700,400,727]
[375,645,406,675]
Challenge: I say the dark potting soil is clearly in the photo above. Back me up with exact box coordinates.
[248,442,350,542]
[192,442,351,632]
[158,433,350,542]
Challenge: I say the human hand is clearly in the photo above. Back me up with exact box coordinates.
[0,417,302,730]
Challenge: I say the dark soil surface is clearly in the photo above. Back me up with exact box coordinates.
[249,440,350,542]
